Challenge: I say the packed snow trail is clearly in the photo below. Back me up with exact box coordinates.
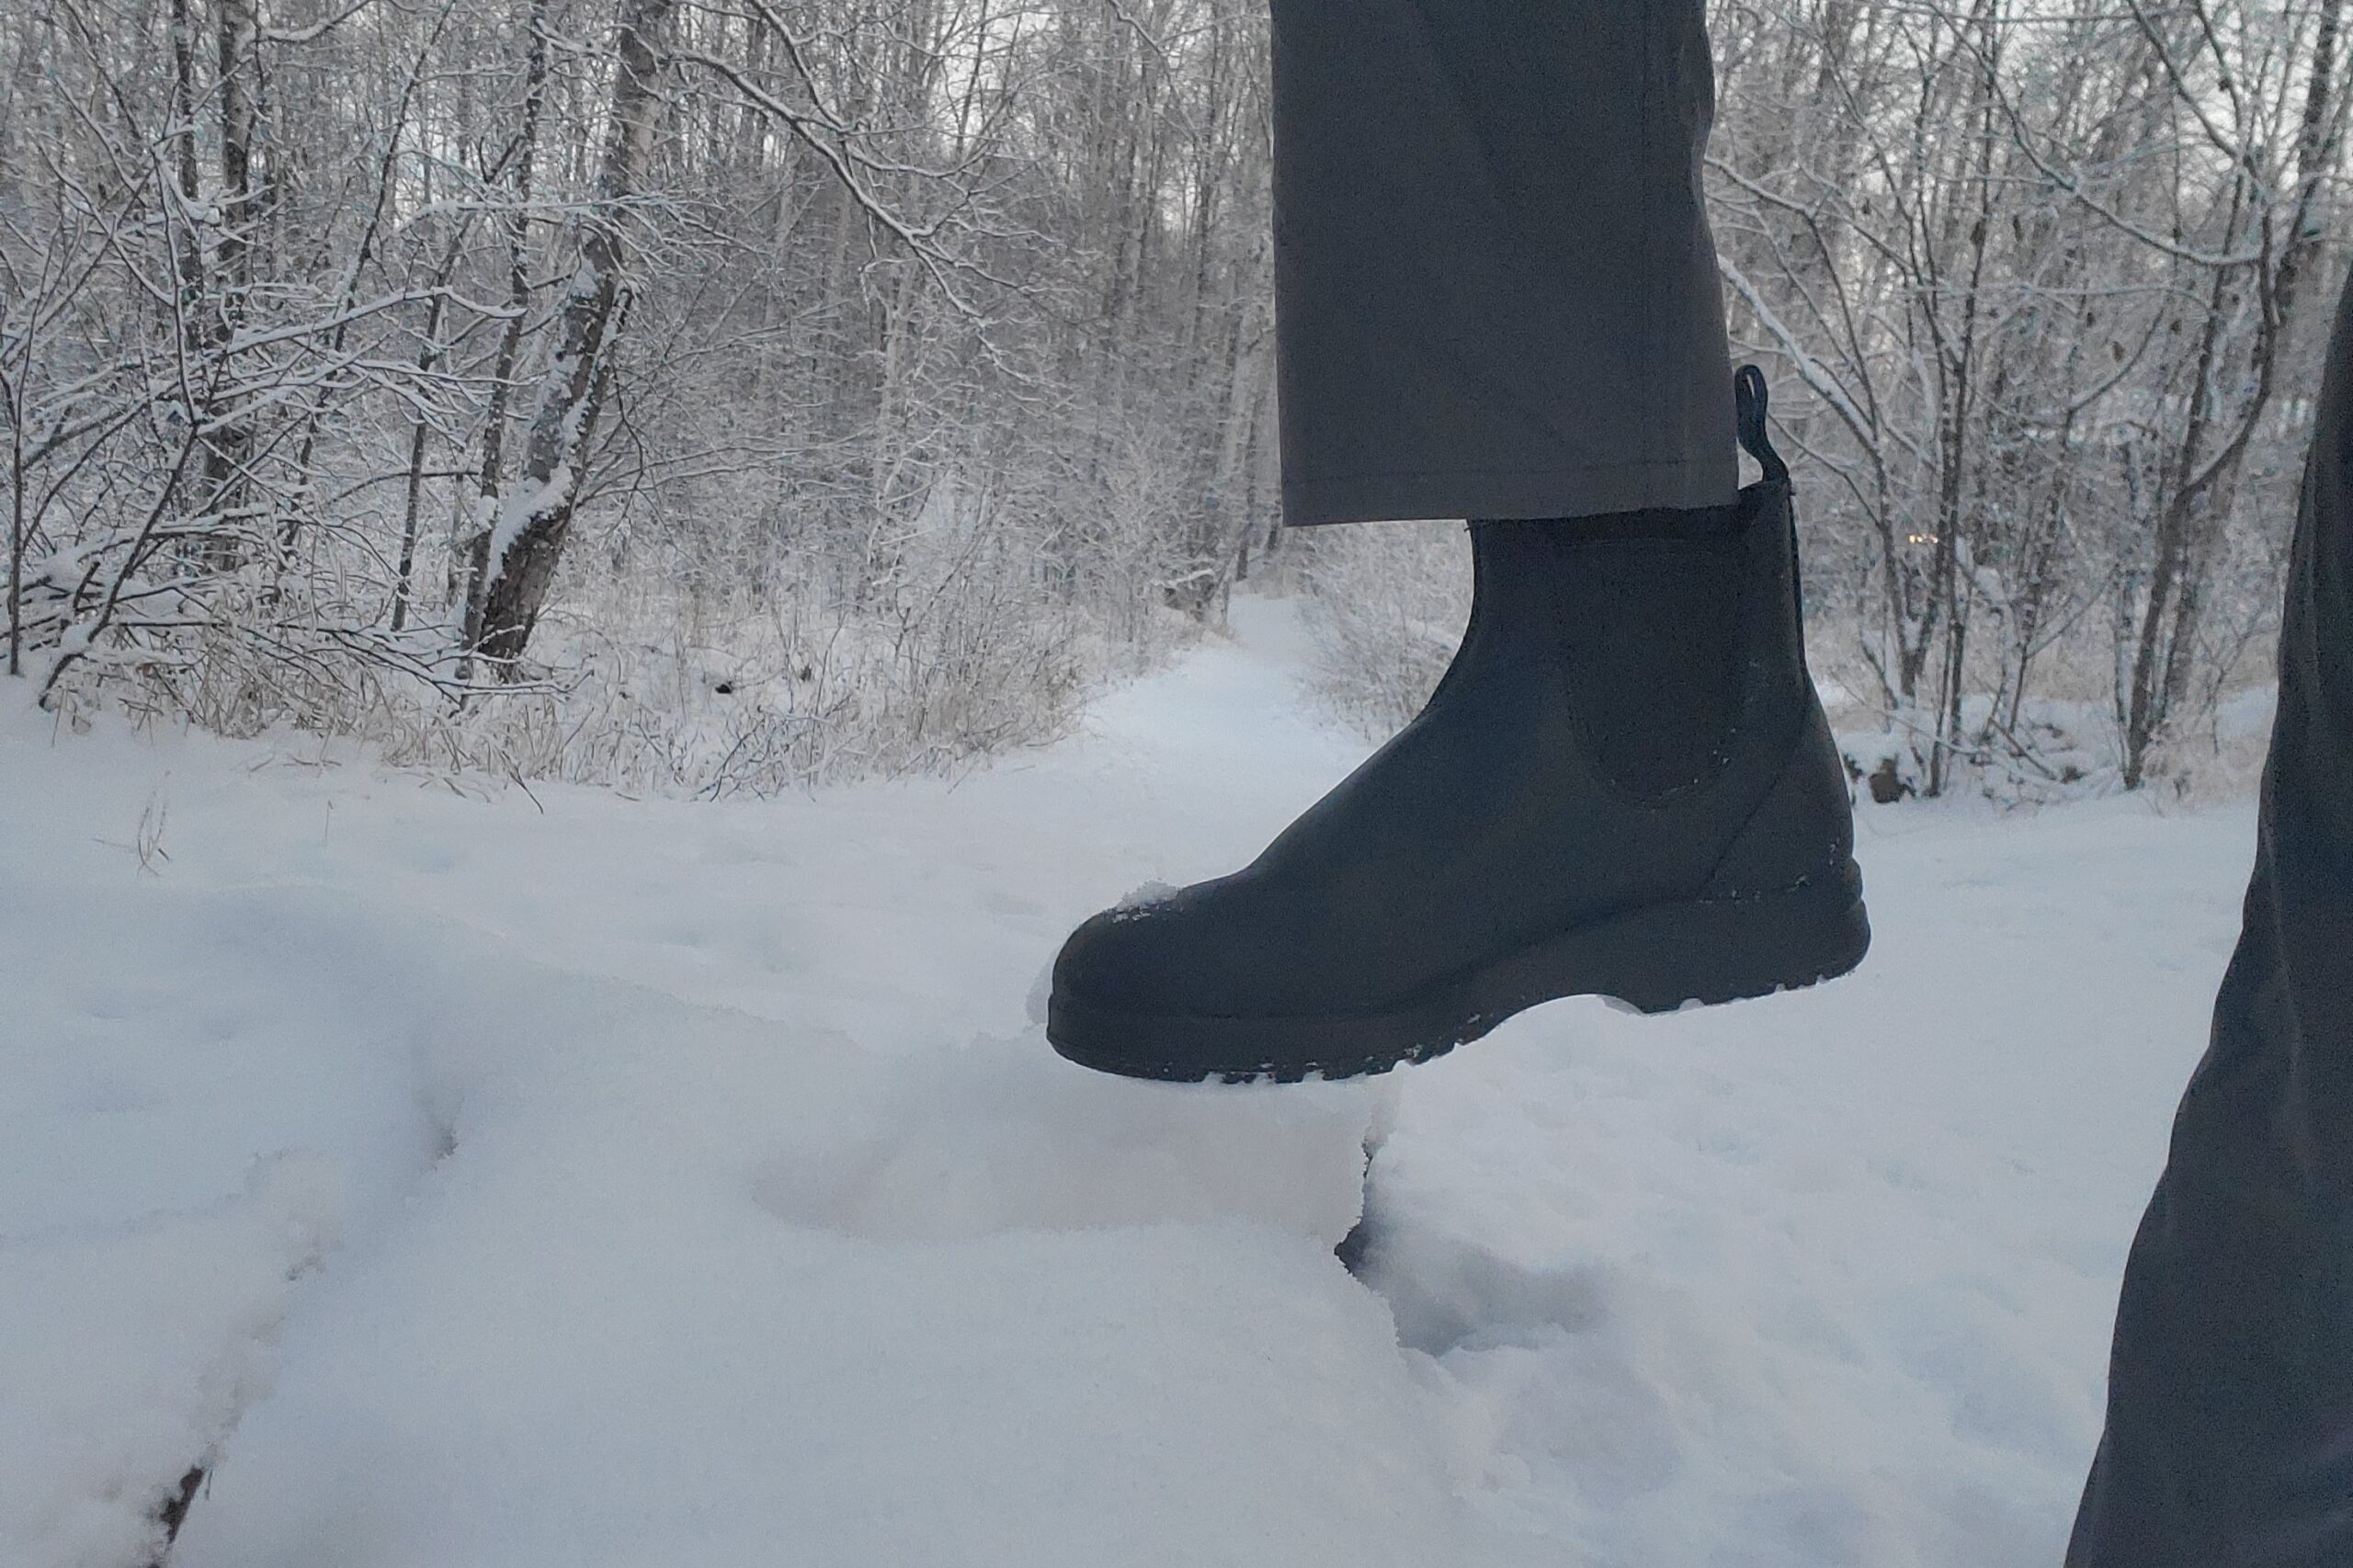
[1,596,2250,1568]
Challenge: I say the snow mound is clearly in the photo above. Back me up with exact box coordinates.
[754,1040,1376,1244]
[171,952,1436,1568]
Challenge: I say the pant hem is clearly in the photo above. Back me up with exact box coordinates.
[1281,456,1741,526]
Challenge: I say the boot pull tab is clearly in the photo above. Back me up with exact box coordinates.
[1734,364,1789,485]
[1736,363,1812,678]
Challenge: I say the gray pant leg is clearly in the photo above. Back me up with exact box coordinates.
[2066,263,2353,1564]
[1269,0,1737,526]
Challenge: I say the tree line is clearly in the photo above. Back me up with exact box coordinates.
[1,0,2343,793]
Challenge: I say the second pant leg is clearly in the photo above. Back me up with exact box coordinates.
[2066,261,2353,1565]
[1269,0,1738,526]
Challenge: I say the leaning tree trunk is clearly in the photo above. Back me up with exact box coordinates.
[469,0,676,669]
[2119,0,2341,788]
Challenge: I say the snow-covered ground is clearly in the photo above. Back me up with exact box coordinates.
[3,597,2254,1568]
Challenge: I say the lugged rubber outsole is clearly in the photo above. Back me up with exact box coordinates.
[1046,862,1870,1084]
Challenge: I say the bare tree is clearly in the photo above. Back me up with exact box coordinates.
[1710,0,2346,795]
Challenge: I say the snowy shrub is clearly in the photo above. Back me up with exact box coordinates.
[36,492,1111,795]
[404,567,1092,795]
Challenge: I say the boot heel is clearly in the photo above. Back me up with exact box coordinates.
[1576,863,1870,1016]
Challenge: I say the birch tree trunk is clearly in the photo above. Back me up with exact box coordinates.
[457,0,551,655]
[470,0,678,667]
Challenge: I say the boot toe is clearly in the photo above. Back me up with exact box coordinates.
[1051,890,1211,1017]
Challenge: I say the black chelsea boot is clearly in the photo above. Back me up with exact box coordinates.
[1049,368,1867,1082]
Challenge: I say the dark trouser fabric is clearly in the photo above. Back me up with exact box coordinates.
[2067,262,2353,1565]
[1269,0,1737,525]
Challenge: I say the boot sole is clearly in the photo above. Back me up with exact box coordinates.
[1047,862,1870,1084]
